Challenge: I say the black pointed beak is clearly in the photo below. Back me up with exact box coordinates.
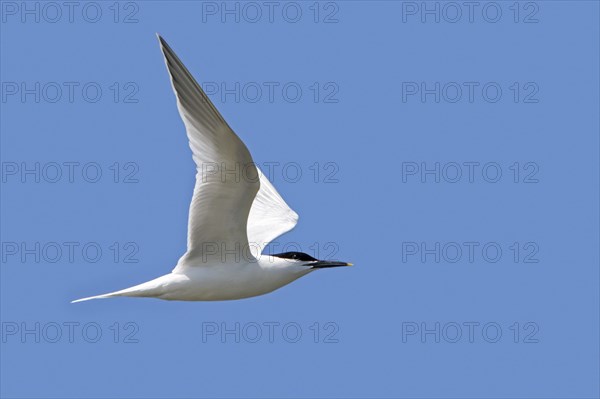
[308,261,353,269]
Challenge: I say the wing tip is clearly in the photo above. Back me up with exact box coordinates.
[156,33,174,58]
[156,33,168,51]
[291,210,299,224]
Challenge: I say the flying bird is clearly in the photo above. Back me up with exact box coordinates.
[73,35,351,303]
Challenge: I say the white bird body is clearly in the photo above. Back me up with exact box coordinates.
[76,257,313,302]
[72,35,350,303]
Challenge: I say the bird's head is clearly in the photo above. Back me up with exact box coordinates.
[271,251,353,269]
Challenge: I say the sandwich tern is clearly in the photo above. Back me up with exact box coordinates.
[72,35,351,303]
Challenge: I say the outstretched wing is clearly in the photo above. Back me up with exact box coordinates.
[157,35,259,270]
[157,34,299,268]
[247,168,299,258]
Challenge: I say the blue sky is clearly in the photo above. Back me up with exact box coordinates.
[1,1,599,398]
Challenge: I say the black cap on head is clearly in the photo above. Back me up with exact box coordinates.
[271,252,317,262]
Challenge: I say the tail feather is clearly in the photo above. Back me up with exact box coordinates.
[71,292,123,303]
[71,275,171,303]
